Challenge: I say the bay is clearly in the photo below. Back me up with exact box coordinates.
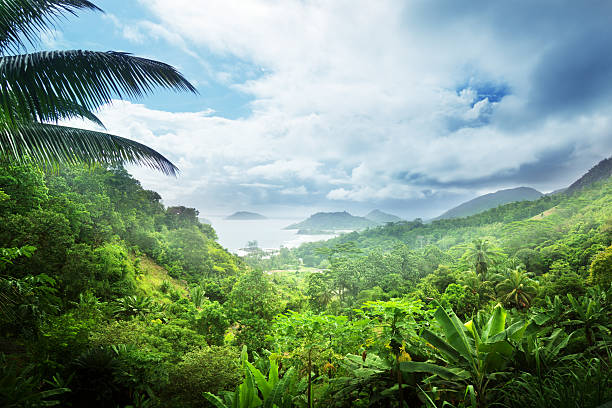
[203,216,337,253]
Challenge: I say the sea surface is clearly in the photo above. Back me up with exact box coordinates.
[203,216,337,253]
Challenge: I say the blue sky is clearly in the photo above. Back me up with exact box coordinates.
[56,0,612,218]
[51,0,253,117]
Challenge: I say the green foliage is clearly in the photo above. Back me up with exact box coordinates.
[423,265,457,293]
[588,244,612,286]
[1,111,611,408]
[441,283,480,318]
[190,285,205,308]
[0,161,48,214]
[271,311,367,370]
[500,356,612,408]
[193,299,228,346]
[204,346,304,408]
[159,280,171,294]
[0,245,36,269]
[0,273,59,337]
[462,238,505,276]
[227,269,282,352]
[0,354,68,408]
[409,304,529,406]
[495,269,538,309]
[112,295,157,319]
[564,287,611,348]
[165,346,242,407]
[62,243,136,300]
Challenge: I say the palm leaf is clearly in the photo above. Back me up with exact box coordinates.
[0,121,178,175]
[399,361,468,381]
[1,91,104,126]
[0,50,197,125]
[0,0,101,53]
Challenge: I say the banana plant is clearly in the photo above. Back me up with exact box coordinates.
[564,290,610,347]
[204,346,301,408]
[400,303,528,407]
[518,328,572,376]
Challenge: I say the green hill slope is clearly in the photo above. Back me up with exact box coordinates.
[294,175,611,271]
[566,156,612,194]
[434,187,543,220]
[365,209,403,223]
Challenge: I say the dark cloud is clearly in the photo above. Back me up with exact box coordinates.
[529,29,612,116]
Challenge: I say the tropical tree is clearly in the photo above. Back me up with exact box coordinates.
[588,245,612,287]
[462,239,504,276]
[401,304,530,407]
[0,0,197,174]
[564,288,611,347]
[495,269,538,309]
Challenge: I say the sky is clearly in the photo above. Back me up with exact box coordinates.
[54,0,612,219]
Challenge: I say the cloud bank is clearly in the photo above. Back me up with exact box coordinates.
[90,0,612,218]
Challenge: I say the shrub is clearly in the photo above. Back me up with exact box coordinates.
[164,346,241,407]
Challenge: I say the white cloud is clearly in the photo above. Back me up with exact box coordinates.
[280,186,308,195]
[79,1,612,217]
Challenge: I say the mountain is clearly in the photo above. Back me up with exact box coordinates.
[434,187,543,220]
[292,171,611,268]
[365,209,403,224]
[566,156,612,194]
[285,211,377,230]
[225,211,267,220]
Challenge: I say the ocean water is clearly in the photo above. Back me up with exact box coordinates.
[203,217,336,253]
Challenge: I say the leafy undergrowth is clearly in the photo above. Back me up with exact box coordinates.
[530,206,557,220]
[135,255,188,301]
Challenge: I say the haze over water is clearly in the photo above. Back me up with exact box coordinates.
[203,216,336,253]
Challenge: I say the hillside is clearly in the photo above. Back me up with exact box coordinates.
[285,211,377,230]
[434,187,543,220]
[225,211,267,220]
[365,209,403,224]
[293,170,611,268]
[566,156,612,194]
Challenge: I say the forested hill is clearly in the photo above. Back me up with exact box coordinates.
[293,173,611,269]
[225,211,267,220]
[433,186,543,220]
[0,162,246,297]
[566,156,612,194]
[365,209,403,223]
[285,211,377,230]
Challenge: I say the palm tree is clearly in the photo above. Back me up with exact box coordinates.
[495,268,538,309]
[463,238,504,276]
[0,0,197,175]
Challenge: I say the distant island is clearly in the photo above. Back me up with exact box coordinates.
[285,211,375,230]
[286,209,402,231]
[224,211,267,220]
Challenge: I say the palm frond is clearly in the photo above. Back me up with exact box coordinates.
[0,50,198,125]
[0,121,178,175]
[0,0,101,53]
[1,90,105,126]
